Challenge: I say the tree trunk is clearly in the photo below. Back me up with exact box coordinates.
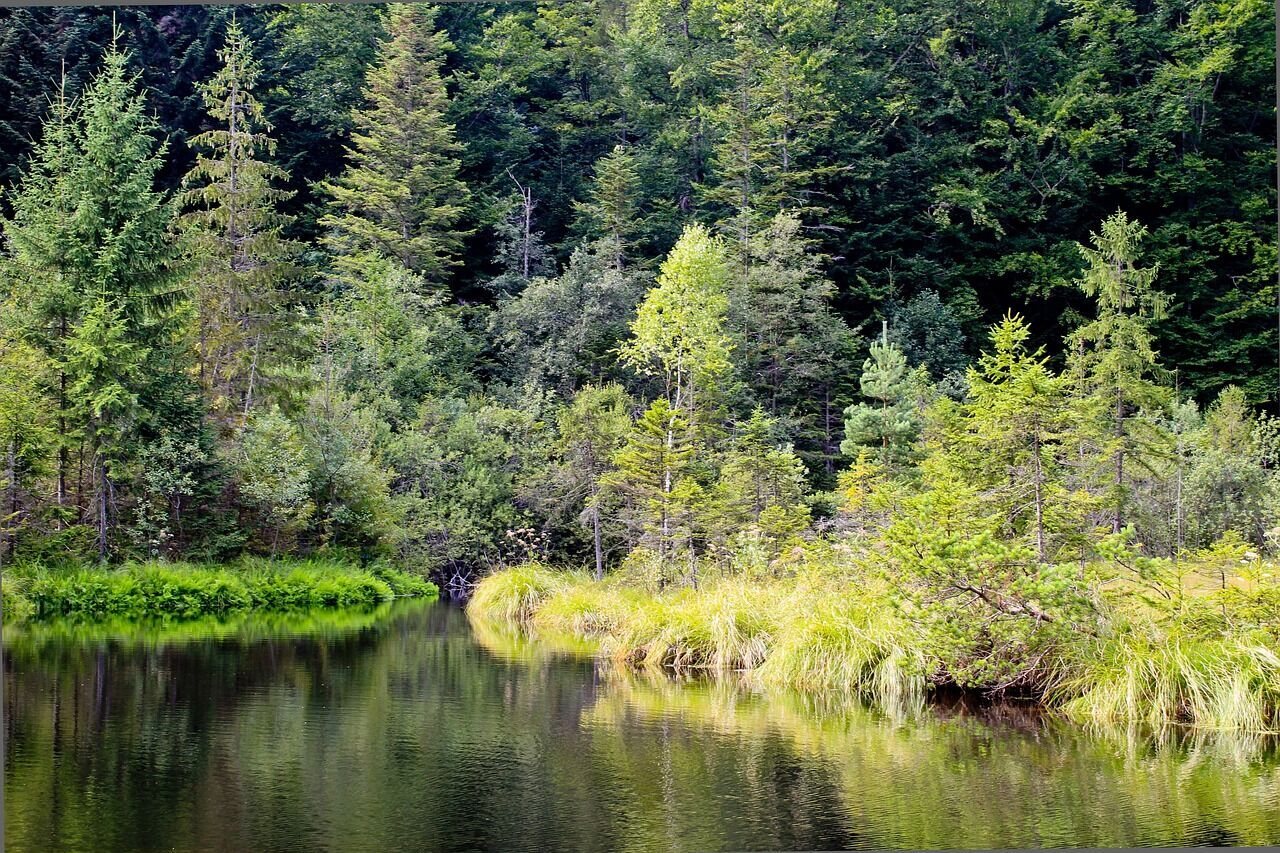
[96,455,109,562]
[592,504,604,582]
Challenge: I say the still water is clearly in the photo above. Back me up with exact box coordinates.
[7,599,1280,852]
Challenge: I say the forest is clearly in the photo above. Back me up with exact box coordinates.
[0,2,1277,725]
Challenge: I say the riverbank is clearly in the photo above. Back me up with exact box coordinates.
[4,557,437,622]
[468,560,1280,731]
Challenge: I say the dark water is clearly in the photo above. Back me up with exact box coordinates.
[7,599,1280,852]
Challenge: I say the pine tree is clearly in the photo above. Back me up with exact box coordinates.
[1065,212,1173,534]
[841,327,924,468]
[603,397,700,587]
[321,4,470,286]
[183,17,301,424]
[711,409,810,546]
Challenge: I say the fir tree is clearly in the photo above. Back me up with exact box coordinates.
[183,18,301,424]
[841,327,924,468]
[321,4,470,286]
[1066,212,1173,534]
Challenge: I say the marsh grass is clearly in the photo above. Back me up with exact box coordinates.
[12,557,437,621]
[471,560,1280,730]
[467,562,566,622]
[1053,629,1280,731]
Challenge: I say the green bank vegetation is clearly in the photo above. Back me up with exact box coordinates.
[6,557,436,623]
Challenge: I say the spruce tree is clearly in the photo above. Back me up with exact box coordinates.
[841,327,924,468]
[321,4,470,286]
[572,144,648,270]
[1065,212,1172,534]
[1,72,79,519]
[731,212,858,480]
[183,17,300,423]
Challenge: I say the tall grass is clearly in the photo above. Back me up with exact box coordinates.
[11,557,437,622]
[1052,629,1280,731]
[470,561,1280,730]
[467,562,566,622]
[755,582,926,711]
[469,565,925,708]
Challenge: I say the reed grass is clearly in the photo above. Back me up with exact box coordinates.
[466,562,566,622]
[470,560,1280,730]
[1052,629,1280,731]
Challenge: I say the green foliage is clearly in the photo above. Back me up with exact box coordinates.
[621,224,734,427]
[841,333,924,467]
[17,557,437,621]
[321,5,469,285]
[182,18,301,423]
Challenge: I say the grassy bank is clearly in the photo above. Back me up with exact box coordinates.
[468,561,1280,731]
[5,557,437,622]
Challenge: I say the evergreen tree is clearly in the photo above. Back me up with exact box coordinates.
[552,383,633,579]
[1,72,80,520]
[321,4,470,286]
[183,18,300,424]
[62,298,146,560]
[963,314,1076,562]
[730,212,858,480]
[841,328,925,468]
[603,397,701,587]
[710,409,810,548]
[572,144,648,270]
[1065,212,1173,534]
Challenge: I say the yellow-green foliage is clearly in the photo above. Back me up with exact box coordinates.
[601,581,780,670]
[468,562,567,622]
[1054,629,1280,731]
[473,556,1280,730]
[530,583,640,636]
[755,579,926,709]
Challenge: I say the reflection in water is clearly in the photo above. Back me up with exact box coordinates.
[7,600,1280,852]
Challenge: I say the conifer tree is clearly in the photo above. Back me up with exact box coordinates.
[1065,212,1172,534]
[321,4,470,286]
[2,72,80,518]
[841,327,924,468]
[183,18,300,423]
[573,144,648,270]
[63,298,147,560]
[731,212,858,480]
[963,314,1073,562]
[711,409,810,545]
[603,397,700,586]
[553,383,633,579]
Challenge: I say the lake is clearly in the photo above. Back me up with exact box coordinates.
[6,598,1280,851]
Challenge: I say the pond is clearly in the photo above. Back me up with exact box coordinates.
[7,599,1280,851]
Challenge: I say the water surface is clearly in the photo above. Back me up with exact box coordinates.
[7,600,1280,851]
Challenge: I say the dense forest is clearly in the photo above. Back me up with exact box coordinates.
[0,0,1275,613]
